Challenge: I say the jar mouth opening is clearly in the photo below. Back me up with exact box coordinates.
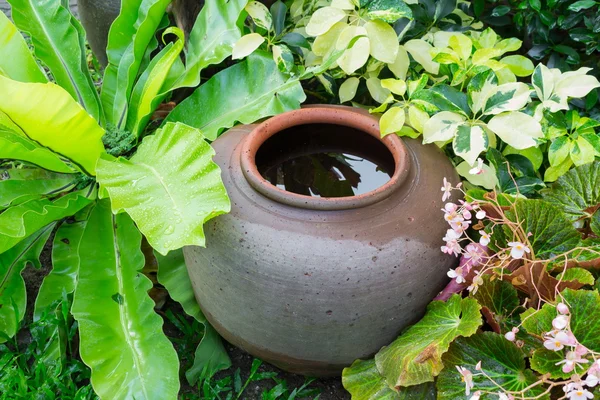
[240,107,411,211]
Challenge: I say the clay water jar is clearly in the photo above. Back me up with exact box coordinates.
[183,105,459,376]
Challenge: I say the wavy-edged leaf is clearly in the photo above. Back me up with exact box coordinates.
[473,275,519,328]
[556,268,595,285]
[437,332,547,399]
[506,199,581,259]
[0,128,75,174]
[374,295,481,388]
[0,11,46,83]
[125,27,185,137]
[165,52,306,140]
[342,359,436,400]
[155,249,231,384]
[0,223,54,342]
[34,212,89,319]
[522,289,600,353]
[8,0,101,120]
[101,0,171,127]
[169,0,247,90]
[0,168,75,208]
[0,76,105,175]
[0,188,92,254]
[542,162,600,234]
[96,122,230,255]
[72,200,179,400]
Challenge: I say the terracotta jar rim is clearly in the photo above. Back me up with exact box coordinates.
[240,106,412,211]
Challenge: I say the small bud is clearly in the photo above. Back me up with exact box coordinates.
[505,331,516,341]
[552,315,569,330]
[475,361,482,371]
[557,303,569,315]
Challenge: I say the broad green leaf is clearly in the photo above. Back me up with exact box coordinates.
[452,124,488,166]
[544,157,573,182]
[554,67,600,100]
[0,76,105,175]
[272,44,294,72]
[468,70,499,114]
[232,33,266,60]
[8,0,102,121]
[336,25,370,74]
[0,224,54,343]
[507,199,581,259]
[448,33,472,61]
[0,170,75,208]
[570,135,596,166]
[472,276,520,333]
[437,332,546,399]
[456,161,499,190]
[532,63,555,102]
[364,20,398,63]
[101,0,171,127]
[339,77,360,103]
[34,216,88,319]
[364,0,413,23]
[556,268,595,285]
[0,129,75,174]
[568,0,597,11]
[422,111,465,143]
[270,0,288,35]
[499,55,534,77]
[72,200,179,399]
[155,249,231,384]
[486,149,544,195]
[388,46,409,80]
[503,145,543,170]
[530,348,571,379]
[483,82,531,115]
[380,107,406,137]
[245,1,273,30]
[0,189,92,254]
[413,85,469,114]
[366,77,391,103]
[381,78,406,96]
[542,162,600,224]
[407,105,428,133]
[342,359,436,400]
[548,137,571,167]
[487,111,543,150]
[374,295,481,387]
[404,39,439,74]
[522,289,600,352]
[312,21,347,57]
[125,28,185,137]
[164,53,306,140]
[170,0,247,89]
[0,11,46,83]
[96,122,230,255]
[305,6,347,36]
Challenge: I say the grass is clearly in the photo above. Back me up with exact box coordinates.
[0,299,97,400]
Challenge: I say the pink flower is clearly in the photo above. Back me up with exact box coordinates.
[470,391,481,400]
[479,231,490,246]
[505,327,519,342]
[475,210,486,219]
[557,302,570,315]
[464,244,483,263]
[556,351,589,373]
[544,331,571,351]
[462,209,472,219]
[553,315,569,330]
[566,385,594,399]
[507,241,530,259]
[441,178,453,201]
[456,366,474,395]
[467,271,484,294]
[448,267,466,284]
[469,158,485,175]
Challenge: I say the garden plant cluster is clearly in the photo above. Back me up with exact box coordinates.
[1,0,600,399]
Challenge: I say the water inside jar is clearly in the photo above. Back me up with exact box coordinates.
[255,124,395,198]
